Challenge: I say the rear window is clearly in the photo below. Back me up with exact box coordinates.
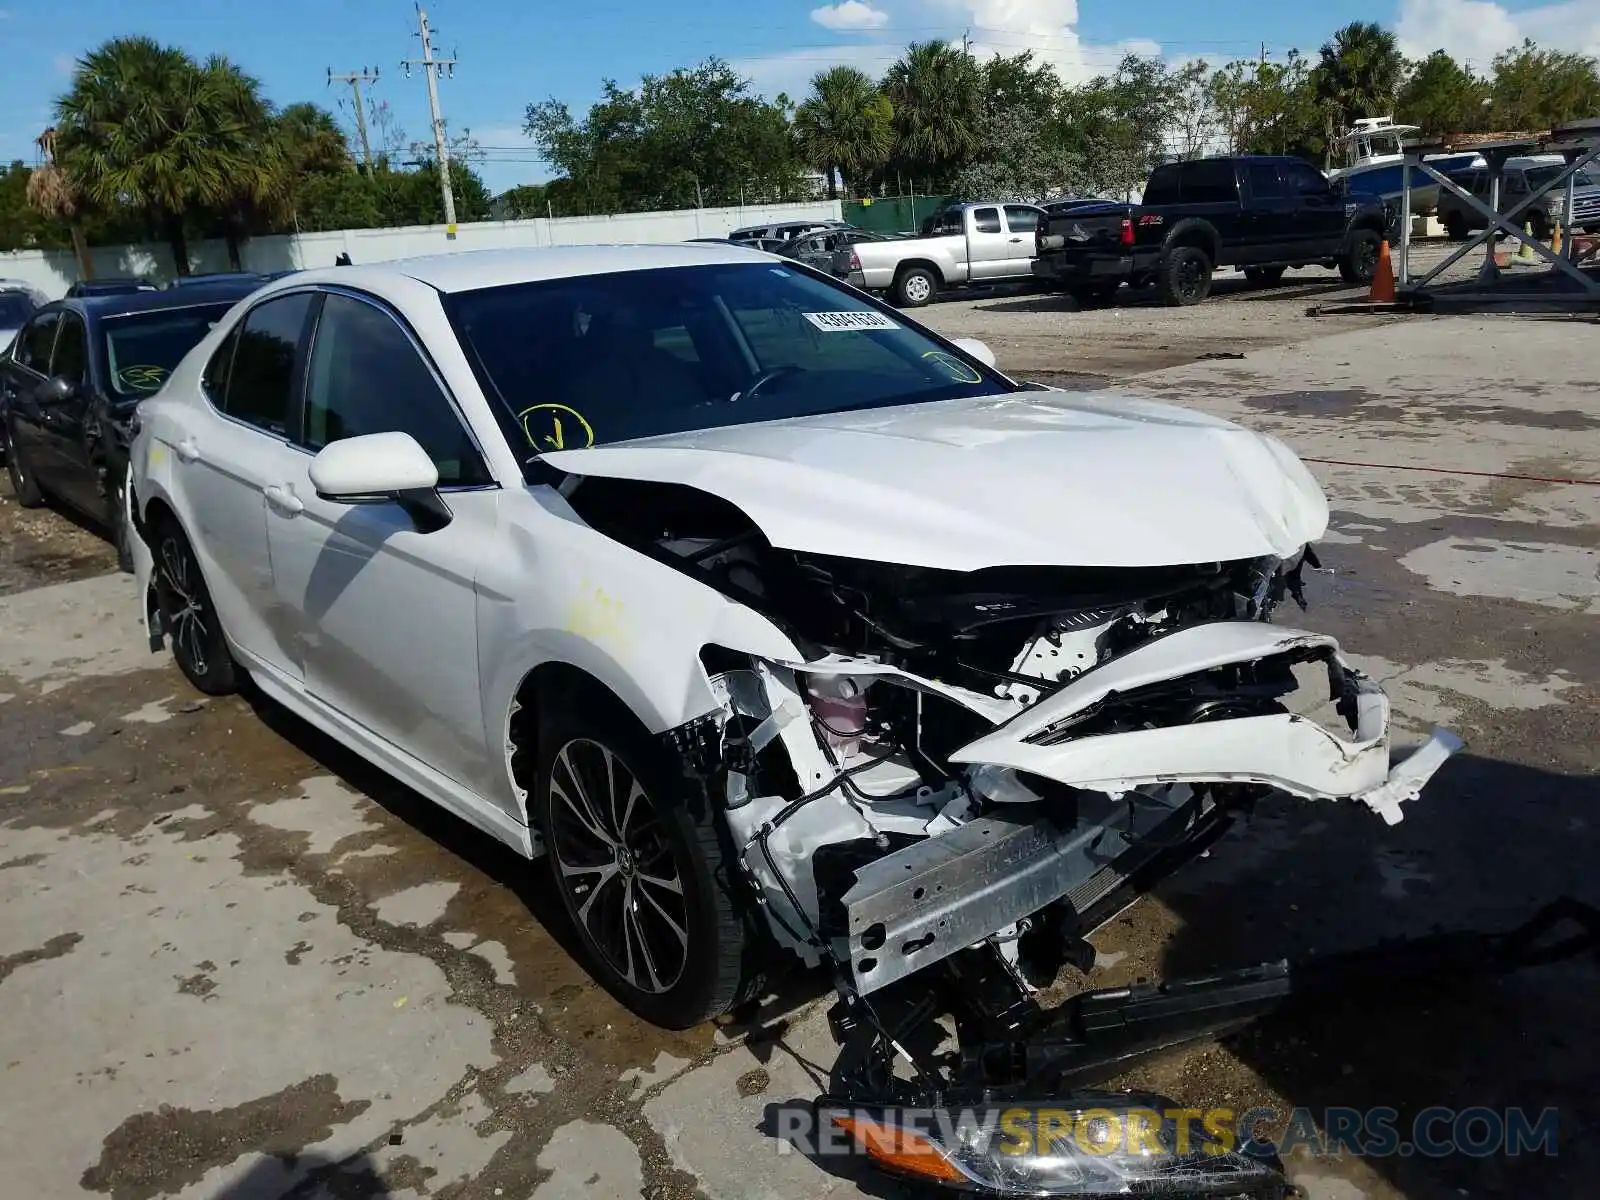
[1142,164,1183,205]
[104,304,238,397]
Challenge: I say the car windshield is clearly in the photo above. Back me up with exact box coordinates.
[1525,165,1594,188]
[0,292,33,327]
[103,303,237,396]
[447,263,1010,454]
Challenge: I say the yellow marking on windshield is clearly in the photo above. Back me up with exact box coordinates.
[518,403,596,451]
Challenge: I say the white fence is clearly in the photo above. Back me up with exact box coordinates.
[0,199,844,299]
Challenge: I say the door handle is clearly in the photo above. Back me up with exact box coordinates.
[175,437,201,463]
[1008,237,1023,242]
[265,485,304,516]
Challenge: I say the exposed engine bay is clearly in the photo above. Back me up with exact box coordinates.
[550,470,1480,1197]
[560,475,1461,989]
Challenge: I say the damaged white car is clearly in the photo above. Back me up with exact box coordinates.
[126,244,1460,1045]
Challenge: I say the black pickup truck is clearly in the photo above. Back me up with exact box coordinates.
[1032,155,1393,305]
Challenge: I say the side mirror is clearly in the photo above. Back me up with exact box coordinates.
[950,337,997,368]
[309,432,451,530]
[38,376,75,405]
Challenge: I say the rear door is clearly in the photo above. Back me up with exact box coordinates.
[169,291,317,678]
[964,206,1012,279]
[1178,160,1245,261]
[1240,161,1295,264]
[1001,205,1043,275]
[1285,160,1347,257]
[40,310,102,515]
[5,309,60,485]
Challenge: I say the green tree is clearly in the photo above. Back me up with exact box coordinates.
[2,160,72,253]
[275,102,352,229]
[982,51,1060,116]
[793,66,893,199]
[1315,22,1405,134]
[882,41,984,188]
[1397,51,1490,135]
[950,103,1077,202]
[1208,52,1325,163]
[54,37,260,273]
[1489,41,1600,130]
[1059,55,1182,198]
[526,59,802,213]
[200,55,287,268]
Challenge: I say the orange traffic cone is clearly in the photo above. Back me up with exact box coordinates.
[1368,239,1396,302]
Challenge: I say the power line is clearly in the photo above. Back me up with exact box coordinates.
[401,5,459,233]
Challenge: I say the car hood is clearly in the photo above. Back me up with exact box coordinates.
[540,390,1330,571]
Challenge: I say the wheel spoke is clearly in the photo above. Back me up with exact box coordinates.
[574,862,622,927]
[623,885,663,992]
[636,874,689,950]
[552,746,617,848]
[636,868,682,896]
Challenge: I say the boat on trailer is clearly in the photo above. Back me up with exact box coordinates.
[1328,116,1483,213]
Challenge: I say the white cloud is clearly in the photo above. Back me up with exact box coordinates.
[740,0,1162,99]
[811,1,890,30]
[1396,0,1600,68]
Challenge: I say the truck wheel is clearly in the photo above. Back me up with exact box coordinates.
[1243,266,1286,287]
[1158,246,1213,306]
[1443,212,1468,241]
[1339,229,1382,284]
[893,266,937,308]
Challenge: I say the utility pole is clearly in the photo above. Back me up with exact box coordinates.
[328,67,379,172]
[402,6,458,234]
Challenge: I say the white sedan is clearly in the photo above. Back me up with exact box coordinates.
[127,244,1459,1029]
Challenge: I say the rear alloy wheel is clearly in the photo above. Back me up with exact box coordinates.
[153,518,238,695]
[1340,228,1382,284]
[1158,245,1213,306]
[893,266,937,307]
[534,700,760,1029]
[1243,266,1286,287]
[4,423,45,508]
[1443,212,1468,242]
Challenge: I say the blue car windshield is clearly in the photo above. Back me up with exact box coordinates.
[446,263,1009,455]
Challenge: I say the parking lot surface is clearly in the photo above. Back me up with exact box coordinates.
[3,279,1597,1199]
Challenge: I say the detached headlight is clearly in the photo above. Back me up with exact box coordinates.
[821,1097,1286,1197]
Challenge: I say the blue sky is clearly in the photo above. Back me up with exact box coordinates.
[1,0,1592,195]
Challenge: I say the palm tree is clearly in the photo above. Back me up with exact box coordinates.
[882,41,983,187]
[793,67,893,199]
[200,55,289,268]
[1315,22,1405,134]
[275,103,354,231]
[54,37,253,274]
[25,128,95,279]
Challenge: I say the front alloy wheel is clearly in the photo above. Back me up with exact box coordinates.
[547,738,690,996]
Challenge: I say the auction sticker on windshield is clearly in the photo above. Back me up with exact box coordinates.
[803,311,899,332]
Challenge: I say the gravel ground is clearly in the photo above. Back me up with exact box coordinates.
[2,270,1596,1200]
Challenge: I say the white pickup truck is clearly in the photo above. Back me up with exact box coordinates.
[853,201,1044,306]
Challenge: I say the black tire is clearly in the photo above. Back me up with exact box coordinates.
[3,421,45,508]
[1158,245,1213,306]
[1340,228,1382,284]
[893,265,937,308]
[1528,212,1550,242]
[534,693,760,1029]
[1243,266,1286,287]
[1067,282,1119,307]
[1443,212,1468,241]
[152,516,238,695]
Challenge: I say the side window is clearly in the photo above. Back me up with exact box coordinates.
[51,312,88,386]
[1247,164,1286,199]
[1004,205,1040,233]
[1143,165,1182,205]
[303,294,490,487]
[17,312,59,373]
[202,324,240,401]
[973,207,1003,234]
[1288,162,1330,196]
[224,293,314,436]
[1182,160,1238,203]
[1504,171,1527,194]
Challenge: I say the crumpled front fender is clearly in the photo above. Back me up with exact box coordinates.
[948,622,1462,824]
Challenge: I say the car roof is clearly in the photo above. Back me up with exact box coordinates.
[290,243,778,296]
[59,281,263,320]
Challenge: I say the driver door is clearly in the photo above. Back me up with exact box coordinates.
[262,290,504,803]
[6,310,60,485]
[39,310,102,516]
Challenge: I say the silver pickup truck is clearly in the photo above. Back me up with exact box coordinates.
[853,201,1044,306]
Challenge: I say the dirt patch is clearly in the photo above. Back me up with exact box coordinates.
[0,931,83,986]
[80,1074,371,1200]
[0,485,116,597]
